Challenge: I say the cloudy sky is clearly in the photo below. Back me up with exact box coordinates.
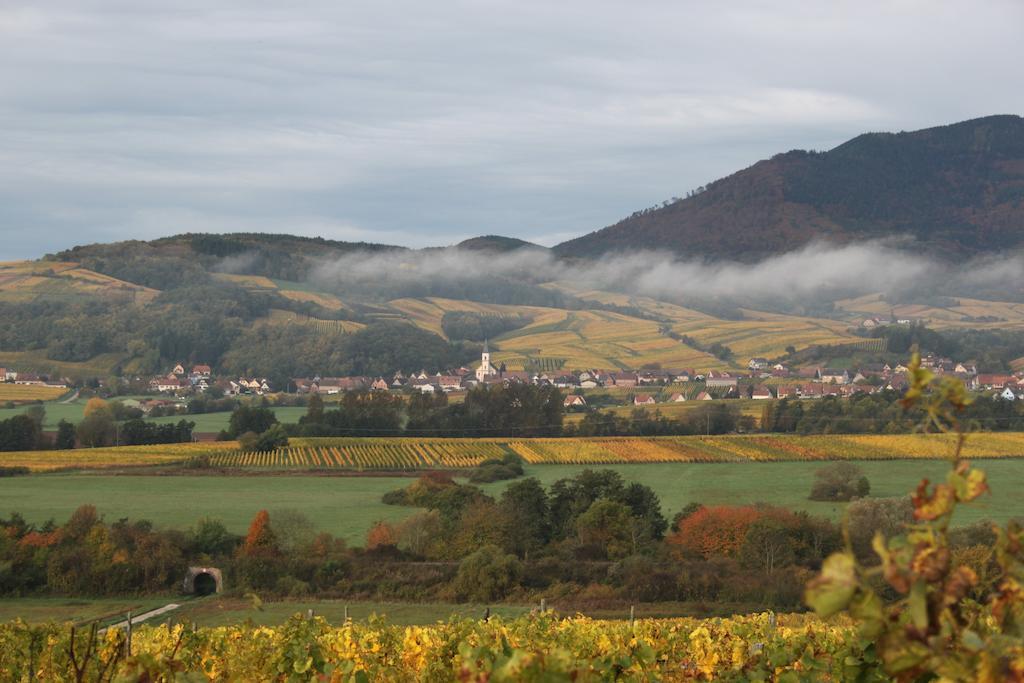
[1,1,1022,259]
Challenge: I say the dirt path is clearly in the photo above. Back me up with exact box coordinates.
[59,389,80,404]
[105,603,180,631]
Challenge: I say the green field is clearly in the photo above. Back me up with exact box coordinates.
[174,598,760,626]
[174,598,531,628]
[0,400,307,432]
[2,460,1021,545]
[0,595,764,626]
[0,597,534,627]
[0,597,173,625]
[0,399,90,428]
[147,406,308,433]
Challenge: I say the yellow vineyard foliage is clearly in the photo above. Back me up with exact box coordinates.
[0,612,881,681]
[0,442,237,472]
[0,384,69,402]
[7,432,1024,472]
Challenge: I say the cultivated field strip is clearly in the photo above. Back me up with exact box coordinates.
[5,433,1024,472]
[0,384,70,402]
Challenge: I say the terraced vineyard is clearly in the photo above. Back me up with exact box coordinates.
[0,260,159,304]
[8,433,1024,472]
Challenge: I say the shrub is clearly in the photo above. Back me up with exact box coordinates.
[452,544,521,602]
[468,452,524,483]
[253,424,289,451]
[808,462,870,501]
[467,463,520,483]
[0,466,29,477]
[844,496,912,562]
[238,425,289,452]
[237,431,259,452]
[183,454,211,469]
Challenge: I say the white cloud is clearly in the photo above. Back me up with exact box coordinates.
[308,240,991,305]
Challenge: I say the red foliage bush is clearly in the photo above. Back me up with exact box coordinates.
[668,506,798,559]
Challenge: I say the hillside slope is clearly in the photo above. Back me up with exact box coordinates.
[556,115,1024,261]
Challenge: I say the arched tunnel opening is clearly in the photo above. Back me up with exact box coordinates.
[193,571,218,596]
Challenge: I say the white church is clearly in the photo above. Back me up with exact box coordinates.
[475,340,498,382]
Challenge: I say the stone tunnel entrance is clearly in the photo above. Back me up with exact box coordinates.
[193,572,217,595]
[183,566,223,595]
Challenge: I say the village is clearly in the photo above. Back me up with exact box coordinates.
[0,367,69,390]
[132,345,1024,412]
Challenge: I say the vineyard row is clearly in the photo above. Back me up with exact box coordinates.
[4,433,1024,472]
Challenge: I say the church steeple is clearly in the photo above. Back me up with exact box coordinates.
[476,339,494,382]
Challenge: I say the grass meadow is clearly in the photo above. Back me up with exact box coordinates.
[2,460,1022,545]
[0,400,306,432]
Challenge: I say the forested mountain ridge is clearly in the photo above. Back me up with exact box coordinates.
[555,115,1024,261]
[455,235,547,252]
[52,233,404,288]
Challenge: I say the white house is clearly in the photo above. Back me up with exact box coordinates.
[820,369,850,385]
[437,376,464,392]
[411,380,436,394]
[563,395,587,408]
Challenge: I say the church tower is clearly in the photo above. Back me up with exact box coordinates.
[475,339,494,382]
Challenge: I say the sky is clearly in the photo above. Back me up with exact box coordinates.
[1,1,1023,260]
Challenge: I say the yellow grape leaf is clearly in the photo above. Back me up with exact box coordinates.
[949,464,988,503]
[912,480,956,521]
[806,552,858,618]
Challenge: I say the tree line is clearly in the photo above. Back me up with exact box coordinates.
[0,468,1002,612]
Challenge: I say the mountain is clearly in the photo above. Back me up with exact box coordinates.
[555,115,1024,261]
[456,235,547,252]
[52,232,403,289]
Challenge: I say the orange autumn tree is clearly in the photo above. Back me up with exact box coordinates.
[366,520,398,549]
[242,510,279,556]
[82,397,110,418]
[669,506,797,559]
[669,506,762,558]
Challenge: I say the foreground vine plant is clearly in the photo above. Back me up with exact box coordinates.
[806,351,1024,681]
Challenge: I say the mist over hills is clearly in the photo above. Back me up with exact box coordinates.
[2,115,1023,382]
[42,115,1024,281]
[554,115,1024,261]
[13,115,1019,314]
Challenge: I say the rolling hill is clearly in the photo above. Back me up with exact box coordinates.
[5,116,1024,379]
[555,115,1024,261]
[455,235,547,252]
